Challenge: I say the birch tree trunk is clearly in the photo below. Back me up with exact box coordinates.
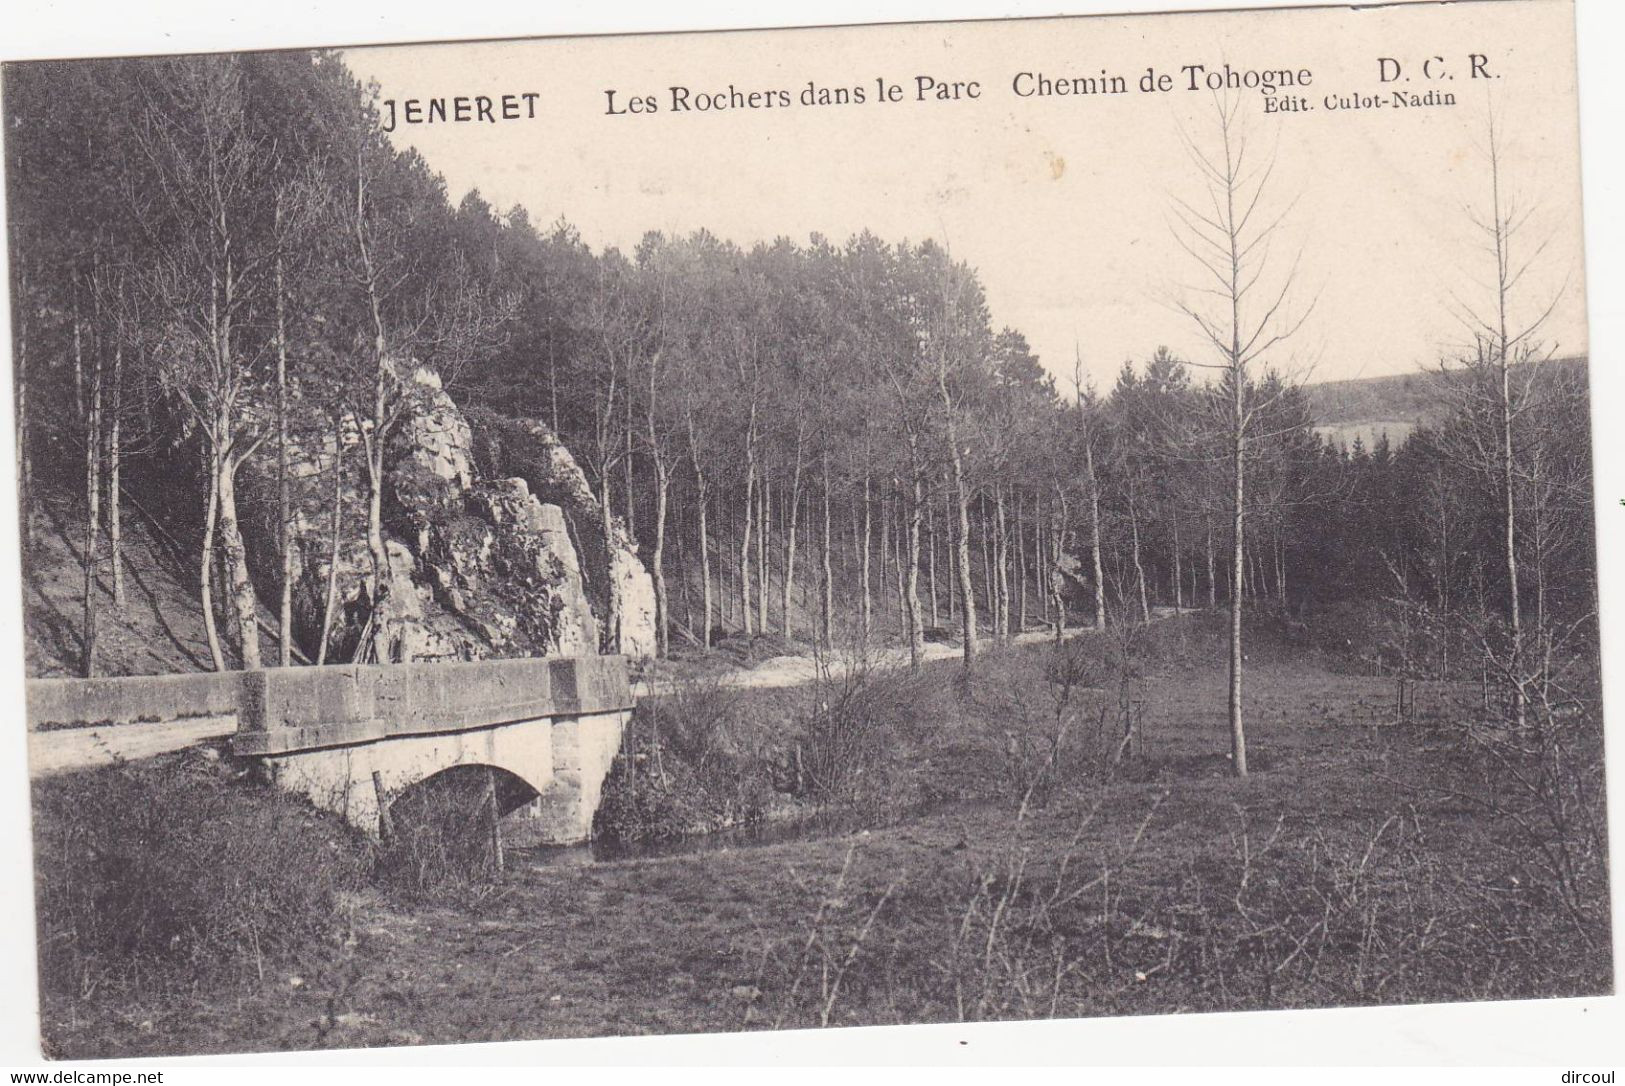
[893,493,907,630]
[948,431,978,665]
[316,439,345,666]
[1050,489,1068,641]
[1086,436,1107,630]
[757,474,771,634]
[1274,530,1286,604]
[904,440,926,667]
[687,423,712,649]
[1036,496,1049,626]
[652,459,671,657]
[740,429,756,636]
[217,444,262,671]
[994,483,1010,642]
[926,499,939,628]
[274,219,293,665]
[200,444,226,672]
[1171,516,1183,615]
[977,498,989,638]
[676,506,694,638]
[81,318,102,679]
[945,485,959,627]
[860,470,873,642]
[1130,488,1150,624]
[879,488,892,632]
[1206,515,1217,609]
[1499,343,1524,727]
[364,415,393,662]
[624,392,635,539]
[820,459,834,648]
[781,451,802,641]
[1016,489,1028,632]
[107,339,124,610]
[1229,370,1248,775]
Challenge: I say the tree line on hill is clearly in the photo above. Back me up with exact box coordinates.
[5,50,1595,773]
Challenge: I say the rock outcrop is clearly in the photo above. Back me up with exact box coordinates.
[464,410,657,659]
[241,367,653,665]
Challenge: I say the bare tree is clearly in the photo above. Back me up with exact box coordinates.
[924,255,986,670]
[682,382,714,648]
[130,56,284,672]
[1168,92,1313,776]
[631,232,692,657]
[340,99,505,663]
[1068,350,1109,632]
[779,419,810,642]
[711,264,769,639]
[1438,110,1569,729]
[269,180,325,665]
[582,255,635,621]
[75,287,102,677]
[344,125,414,664]
[11,250,32,553]
[643,342,675,657]
[877,321,932,667]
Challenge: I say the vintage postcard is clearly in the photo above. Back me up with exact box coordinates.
[0,0,1610,1063]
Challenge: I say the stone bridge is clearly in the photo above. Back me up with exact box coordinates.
[25,655,633,845]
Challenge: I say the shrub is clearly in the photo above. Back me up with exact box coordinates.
[371,764,518,903]
[972,642,1109,808]
[791,648,928,816]
[594,671,778,843]
[32,749,372,1001]
[598,644,939,841]
[1442,668,1611,951]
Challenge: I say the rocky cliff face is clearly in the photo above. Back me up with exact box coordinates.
[242,367,654,665]
[463,410,657,659]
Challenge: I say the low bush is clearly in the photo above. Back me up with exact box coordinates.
[790,650,933,815]
[1438,674,1612,952]
[32,749,372,1001]
[720,631,805,667]
[758,792,1609,1031]
[601,636,1130,844]
[594,671,780,842]
[371,764,520,903]
[599,644,970,842]
[967,642,1110,808]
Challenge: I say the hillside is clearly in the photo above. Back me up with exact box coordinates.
[1303,355,1587,450]
[23,493,230,677]
[1305,370,1444,427]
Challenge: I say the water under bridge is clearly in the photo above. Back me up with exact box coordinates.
[24,655,634,845]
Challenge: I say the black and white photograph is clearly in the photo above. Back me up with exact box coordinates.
[0,0,1616,1066]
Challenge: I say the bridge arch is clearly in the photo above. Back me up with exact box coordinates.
[259,713,559,837]
[374,764,541,880]
[386,762,542,825]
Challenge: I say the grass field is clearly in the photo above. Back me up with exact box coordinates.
[32,615,1611,1058]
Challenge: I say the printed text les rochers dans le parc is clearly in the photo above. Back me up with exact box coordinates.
[377,54,1499,130]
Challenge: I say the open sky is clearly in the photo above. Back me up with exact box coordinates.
[345,0,1588,392]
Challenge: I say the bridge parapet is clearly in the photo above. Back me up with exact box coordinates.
[231,655,632,756]
[27,670,248,730]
